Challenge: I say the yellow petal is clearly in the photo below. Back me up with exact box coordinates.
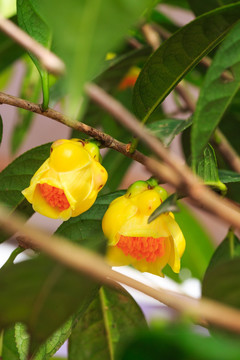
[163,214,186,273]
[102,196,138,245]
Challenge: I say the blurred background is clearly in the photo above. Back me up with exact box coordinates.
[0,2,231,357]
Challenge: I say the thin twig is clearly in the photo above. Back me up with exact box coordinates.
[0,91,174,183]
[86,83,240,230]
[1,206,240,334]
[0,15,65,75]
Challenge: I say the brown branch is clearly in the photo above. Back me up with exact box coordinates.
[0,91,176,184]
[0,15,65,75]
[1,206,240,334]
[86,83,240,230]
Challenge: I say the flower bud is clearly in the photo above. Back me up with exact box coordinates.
[102,180,185,276]
[22,139,108,220]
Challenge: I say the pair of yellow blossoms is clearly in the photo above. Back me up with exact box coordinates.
[22,139,185,277]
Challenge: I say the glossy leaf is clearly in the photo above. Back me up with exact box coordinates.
[0,143,51,242]
[147,118,192,147]
[39,0,153,117]
[120,323,240,360]
[69,286,147,360]
[55,191,125,248]
[191,21,240,167]
[148,193,180,224]
[202,232,240,313]
[15,320,72,360]
[0,255,98,357]
[187,0,239,16]
[17,0,51,110]
[102,151,132,193]
[11,60,41,154]
[0,16,25,72]
[133,3,240,122]
[218,169,240,183]
[202,256,240,311]
[196,144,227,194]
[205,231,240,273]
[2,327,19,360]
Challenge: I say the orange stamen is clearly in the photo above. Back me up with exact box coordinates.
[39,183,70,211]
[116,235,165,262]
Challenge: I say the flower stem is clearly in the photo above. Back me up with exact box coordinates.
[1,246,25,269]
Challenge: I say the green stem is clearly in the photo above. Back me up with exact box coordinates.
[228,228,234,259]
[40,70,49,111]
[1,246,25,269]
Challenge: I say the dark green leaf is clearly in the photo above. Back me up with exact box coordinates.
[133,3,240,122]
[147,118,192,147]
[148,193,180,224]
[187,0,239,16]
[0,143,51,242]
[196,144,227,194]
[55,191,125,249]
[218,169,240,183]
[0,255,98,357]
[15,320,72,360]
[2,327,19,360]
[40,0,153,116]
[191,21,240,167]
[69,286,147,360]
[205,231,240,273]
[119,323,240,360]
[202,256,240,311]
[17,0,51,109]
[102,151,132,193]
[11,60,41,154]
[0,16,25,72]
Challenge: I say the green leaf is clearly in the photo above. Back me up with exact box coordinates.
[68,286,147,360]
[147,118,192,147]
[191,21,240,167]
[2,327,19,360]
[39,0,153,117]
[148,193,180,224]
[202,254,240,312]
[11,60,41,154]
[15,320,72,360]
[187,0,239,16]
[0,143,51,242]
[119,323,240,360]
[205,231,240,273]
[102,151,132,193]
[196,144,227,194]
[218,169,240,183]
[0,16,25,72]
[167,202,215,281]
[17,0,51,110]
[55,191,125,248]
[0,255,98,357]
[133,3,240,122]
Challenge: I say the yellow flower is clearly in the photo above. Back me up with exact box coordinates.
[102,179,185,276]
[22,139,108,220]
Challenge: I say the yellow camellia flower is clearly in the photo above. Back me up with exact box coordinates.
[102,179,185,277]
[22,139,108,220]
